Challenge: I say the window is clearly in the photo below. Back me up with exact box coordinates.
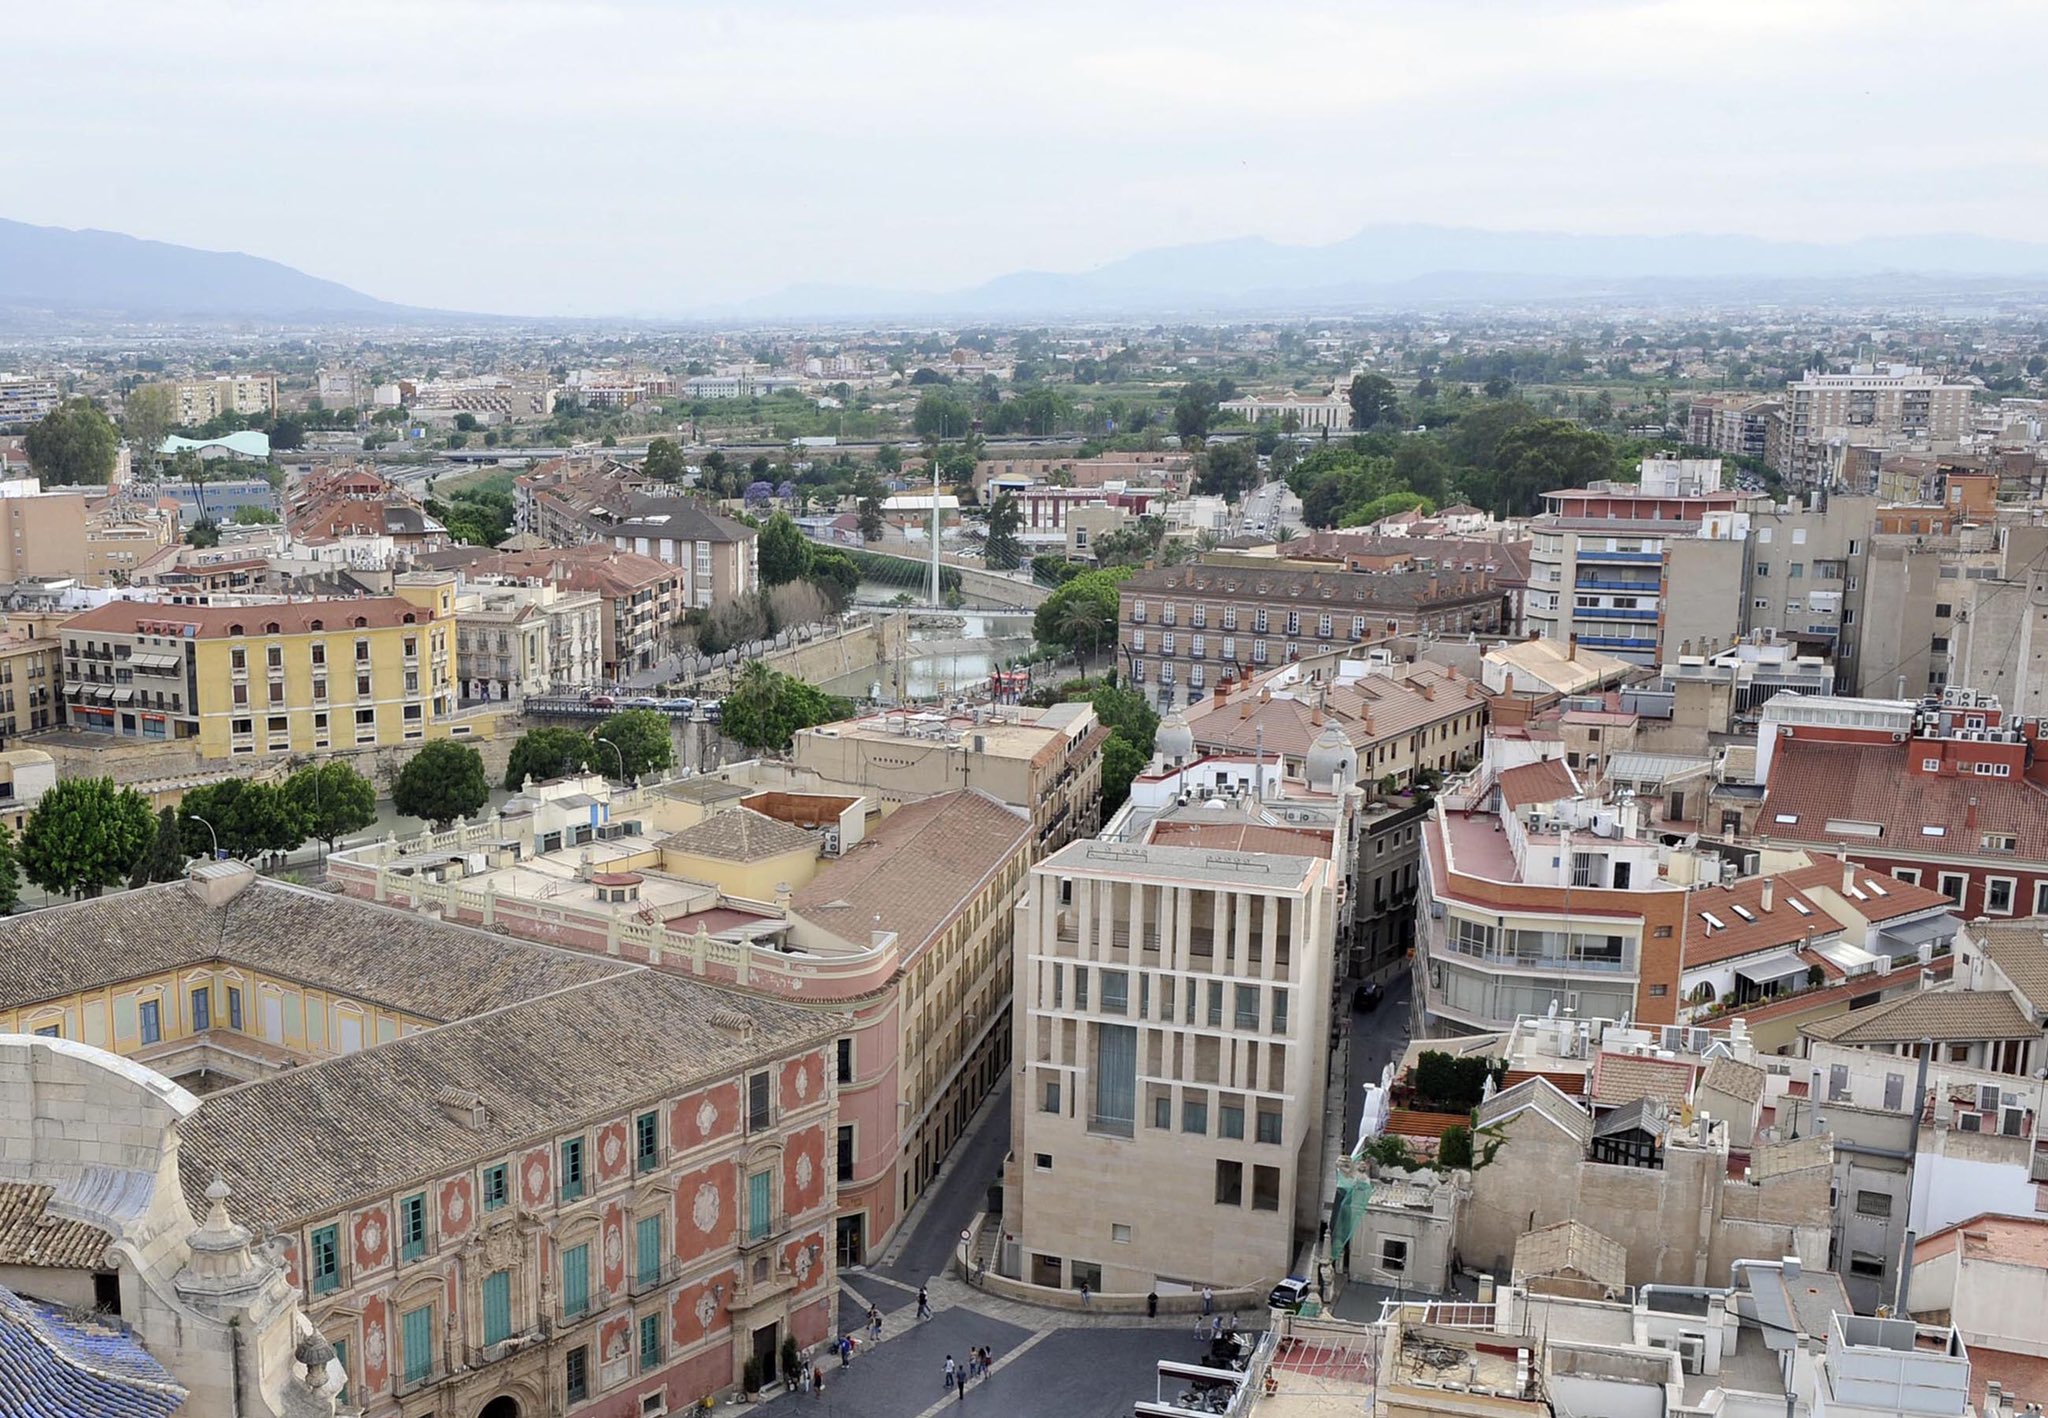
[1074,967,1089,1011]
[1755,562,1770,577]
[1381,1238,1409,1274]
[1152,1095,1171,1130]
[1935,602,1953,619]
[190,986,210,1032]
[1788,563,1805,579]
[401,1303,434,1386]
[566,1345,590,1403]
[639,1310,662,1369]
[560,1138,586,1200]
[1101,970,1128,1015]
[1939,873,1967,905]
[482,1270,512,1346]
[333,1338,350,1406]
[837,1037,854,1085]
[1234,984,1259,1029]
[355,638,371,664]
[837,1125,856,1184]
[562,1243,591,1316]
[748,1071,771,1132]
[635,1111,659,1171]
[310,1225,340,1294]
[1215,1160,1243,1206]
[231,647,246,671]
[1923,757,1941,771]
[1256,1108,1283,1145]
[2035,881,2048,916]
[636,1214,663,1287]
[1251,1164,1281,1212]
[399,1193,427,1261]
[1034,1153,1053,1171]
[1207,982,1223,1028]
[138,999,161,1045]
[1111,1223,1132,1244]
[228,987,243,1030]
[1271,989,1288,1032]
[483,1164,508,1212]
[747,1169,773,1240]
[1183,1096,1208,1134]
[1220,1103,1245,1140]
[1848,1252,1886,1279]
[1042,1078,1062,1113]
[1988,878,2016,914]
[1855,1190,1893,1219]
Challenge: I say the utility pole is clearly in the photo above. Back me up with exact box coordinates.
[930,439,943,608]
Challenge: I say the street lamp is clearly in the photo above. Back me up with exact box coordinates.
[593,736,625,781]
[189,814,221,862]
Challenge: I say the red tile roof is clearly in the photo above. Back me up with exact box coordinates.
[1501,1068,1589,1097]
[1588,1051,1696,1108]
[1761,739,2048,863]
[1498,758,1578,809]
[1680,872,1838,968]
[1144,821,1332,857]
[1383,1108,1469,1140]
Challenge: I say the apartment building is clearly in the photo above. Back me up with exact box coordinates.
[0,375,61,426]
[170,373,280,425]
[1686,393,1780,461]
[1774,365,1975,486]
[602,499,759,610]
[1005,831,1339,1294]
[481,546,684,679]
[57,575,459,755]
[1120,563,1506,710]
[0,482,179,585]
[454,580,605,701]
[0,625,60,741]
[972,450,1192,498]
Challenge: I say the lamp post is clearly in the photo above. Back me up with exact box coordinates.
[593,735,625,781]
[189,814,221,862]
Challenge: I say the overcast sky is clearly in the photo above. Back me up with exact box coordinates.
[9,0,2044,316]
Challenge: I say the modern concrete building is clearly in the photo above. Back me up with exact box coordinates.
[0,481,179,586]
[1005,831,1340,1294]
[1775,365,1975,486]
[169,374,280,425]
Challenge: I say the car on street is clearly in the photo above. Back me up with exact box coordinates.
[697,699,722,722]
[588,694,616,709]
[1353,981,1383,1011]
[1267,1277,1312,1312]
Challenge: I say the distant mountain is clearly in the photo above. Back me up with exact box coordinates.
[0,217,407,320]
[731,223,2048,319]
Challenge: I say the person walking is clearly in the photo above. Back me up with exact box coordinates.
[1147,1290,1159,1319]
[944,1355,957,1390]
[1202,1285,1214,1316]
[810,1363,823,1398]
[957,1364,969,1402]
[1079,1281,1091,1310]
[918,1286,932,1322]
[869,1306,882,1344]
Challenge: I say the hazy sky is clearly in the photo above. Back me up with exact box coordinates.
[10,0,2045,316]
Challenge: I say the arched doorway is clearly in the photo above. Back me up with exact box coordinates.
[478,1397,521,1418]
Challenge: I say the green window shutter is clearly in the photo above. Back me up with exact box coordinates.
[400,1194,426,1260]
[639,1311,662,1368]
[401,1304,433,1385]
[562,1243,590,1316]
[635,1111,658,1170]
[482,1270,512,1346]
[747,1170,772,1241]
[561,1139,585,1199]
[331,1339,349,1405]
[310,1226,339,1293]
[636,1215,662,1286]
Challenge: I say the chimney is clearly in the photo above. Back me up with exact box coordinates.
[1920,968,1938,991]
[1966,796,1978,831]
[1839,847,1854,895]
[1760,877,1774,912]
[1567,633,1578,662]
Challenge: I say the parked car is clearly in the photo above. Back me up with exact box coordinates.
[623,696,660,709]
[659,697,696,713]
[1353,981,1383,1012]
[588,694,616,709]
[1267,1276,1311,1312]
[697,699,722,721]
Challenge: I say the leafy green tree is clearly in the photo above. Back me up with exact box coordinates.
[1482,419,1622,517]
[229,504,280,524]
[1338,491,1434,528]
[643,437,688,484]
[391,740,490,829]
[21,778,154,897]
[0,823,20,913]
[757,511,811,585]
[1088,681,1160,758]
[1445,400,1539,486]
[983,492,1023,570]
[1172,380,1218,442]
[1034,568,1129,671]
[282,761,378,851]
[178,779,307,859]
[857,492,884,542]
[1100,735,1148,816]
[808,546,860,608]
[185,519,221,548]
[129,807,189,887]
[1392,437,1452,504]
[122,384,177,469]
[1347,373,1399,431]
[26,399,120,485]
[875,444,903,475]
[504,726,592,789]
[1197,441,1259,502]
[721,662,851,752]
[912,390,975,440]
[1438,1124,1475,1170]
[592,709,674,780]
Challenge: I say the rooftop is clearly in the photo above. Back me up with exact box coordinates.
[1969,921,2048,1013]
[661,806,819,863]
[1512,1219,1627,1292]
[1761,738,2048,861]
[1913,1212,2048,1270]
[0,1184,111,1269]
[1802,988,2039,1045]
[1039,835,1326,892]
[0,1284,185,1417]
[60,595,437,638]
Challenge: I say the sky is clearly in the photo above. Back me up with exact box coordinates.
[9,0,2048,316]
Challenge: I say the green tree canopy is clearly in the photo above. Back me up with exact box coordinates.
[721,662,851,753]
[177,779,307,860]
[591,709,675,780]
[1477,418,1623,516]
[129,807,188,888]
[21,778,154,897]
[504,726,592,789]
[1173,380,1219,442]
[1347,373,1400,431]
[1034,568,1129,672]
[229,504,281,524]
[1197,440,1259,502]
[757,511,811,585]
[27,399,120,485]
[0,823,20,914]
[912,390,975,440]
[643,437,688,484]
[122,384,177,467]
[1100,735,1148,818]
[983,492,1023,571]
[1338,491,1434,528]
[391,740,490,829]
[282,761,378,850]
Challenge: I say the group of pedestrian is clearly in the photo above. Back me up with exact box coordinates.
[1195,1312,1241,1342]
[943,1346,994,1400]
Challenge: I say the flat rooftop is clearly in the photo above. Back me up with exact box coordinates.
[1042,837,1324,891]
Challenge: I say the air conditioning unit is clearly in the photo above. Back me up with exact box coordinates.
[1677,1335,1707,1375]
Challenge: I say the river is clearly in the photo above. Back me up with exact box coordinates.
[813,584,1040,701]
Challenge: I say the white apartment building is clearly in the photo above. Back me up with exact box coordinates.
[454,578,604,699]
[0,376,61,426]
[1777,365,1975,485]
[171,374,279,425]
[1005,836,1338,1295]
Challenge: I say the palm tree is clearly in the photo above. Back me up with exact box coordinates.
[1057,599,1109,677]
[1274,525,1298,544]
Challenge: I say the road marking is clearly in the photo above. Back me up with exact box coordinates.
[900,1327,1058,1418]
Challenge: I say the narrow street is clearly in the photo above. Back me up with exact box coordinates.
[1341,972,1414,1153]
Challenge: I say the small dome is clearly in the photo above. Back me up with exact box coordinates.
[1305,721,1357,790]
[1156,711,1194,764]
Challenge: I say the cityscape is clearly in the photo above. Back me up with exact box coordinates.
[8,6,2048,1418]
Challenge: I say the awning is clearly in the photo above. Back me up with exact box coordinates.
[130,651,180,670]
[1879,914,1956,958]
[112,688,136,704]
[91,685,115,702]
[1734,949,1811,984]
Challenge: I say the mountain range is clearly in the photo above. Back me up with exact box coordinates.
[10,216,2048,323]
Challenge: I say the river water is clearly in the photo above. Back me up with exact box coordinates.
[814,584,1039,701]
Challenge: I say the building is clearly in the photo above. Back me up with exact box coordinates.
[56,575,460,755]
[787,702,1107,854]
[1776,366,1975,486]
[972,450,1192,499]
[602,499,759,610]
[286,466,449,558]
[0,863,838,1415]
[151,471,279,522]
[454,579,605,701]
[1218,390,1352,433]
[160,430,273,464]
[1120,563,1507,710]
[1687,393,1781,461]
[1908,1215,2048,1413]
[0,481,179,586]
[1480,635,1635,700]
[0,375,61,426]
[1004,829,1340,1294]
[0,625,60,741]
[481,546,686,679]
[169,374,280,426]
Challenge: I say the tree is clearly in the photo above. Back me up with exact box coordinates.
[21,778,154,898]
[390,740,489,829]
[229,504,280,525]
[912,390,974,440]
[1347,373,1399,431]
[1338,491,1434,528]
[857,491,884,542]
[1034,568,1127,671]
[983,492,1023,570]
[643,437,688,484]
[177,779,306,860]
[1172,380,1218,442]
[1088,682,1158,815]
[167,447,215,525]
[1100,735,1147,817]
[503,726,592,789]
[721,662,851,752]
[757,511,811,585]
[122,384,176,469]
[807,546,860,608]
[185,519,221,548]
[1482,419,1622,517]
[592,709,674,780]
[282,761,378,852]
[0,823,19,914]
[1056,594,1113,673]
[26,399,119,485]
[129,807,189,887]
[1197,441,1259,502]
[875,443,903,475]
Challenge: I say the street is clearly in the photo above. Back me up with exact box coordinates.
[1341,971,1414,1155]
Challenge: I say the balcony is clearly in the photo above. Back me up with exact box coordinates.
[629,1258,685,1296]
[1573,576,1659,592]
[1576,549,1663,563]
[1576,607,1660,621]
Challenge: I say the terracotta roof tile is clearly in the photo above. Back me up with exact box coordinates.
[1144,820,1332,857]
[61,596,436,637]
[1588,1051,1696,1107]
[1801,989,2038,1044]
[1512,1219,1627,1289]
[661,807,818,863]
[1383,1108,1469,1140]
[1761,740,2048,863]
[0,1184,110,1269]
[1968,922,2048,1013]
[1498,759,1578,809]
